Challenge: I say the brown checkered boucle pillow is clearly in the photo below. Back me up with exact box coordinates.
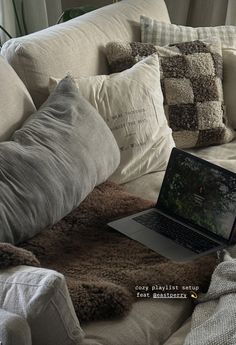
[106,39,235,148]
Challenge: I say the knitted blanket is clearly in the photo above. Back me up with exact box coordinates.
[184,252,236,345]
[0,181,217,322]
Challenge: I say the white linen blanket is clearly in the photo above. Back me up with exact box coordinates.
[184,251,236,345]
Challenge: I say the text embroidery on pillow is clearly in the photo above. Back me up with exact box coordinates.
[50,55,175,184]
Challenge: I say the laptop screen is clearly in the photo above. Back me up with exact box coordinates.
[158,149,236,241]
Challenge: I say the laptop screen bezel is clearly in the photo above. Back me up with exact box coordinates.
[156,148,236,244]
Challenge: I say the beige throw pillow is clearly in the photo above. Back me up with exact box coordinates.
[0,56,36,141]
[50,55,175,184]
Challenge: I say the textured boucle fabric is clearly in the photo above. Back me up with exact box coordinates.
[0,182,217,323]
[106,39,235,148]
[184,252,236,345]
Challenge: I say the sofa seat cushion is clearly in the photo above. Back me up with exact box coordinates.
[122,170,165,202]
[163,318,191,345]
[123,138,236,201]
[82,299,193,345]
[188,137,236,172]
[0,265,84,345]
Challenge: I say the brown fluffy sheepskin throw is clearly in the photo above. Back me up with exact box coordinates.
[0,181,217,322]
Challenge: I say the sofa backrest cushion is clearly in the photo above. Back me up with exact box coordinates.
[0,76,120,244]
[0,56,35,141]
[1,0,170,108]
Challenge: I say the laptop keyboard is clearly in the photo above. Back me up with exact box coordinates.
[134,210,219,254]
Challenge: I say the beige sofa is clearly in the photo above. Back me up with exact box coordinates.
[0,0,236,344]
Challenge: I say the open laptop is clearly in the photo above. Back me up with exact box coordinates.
[108,148,236,261]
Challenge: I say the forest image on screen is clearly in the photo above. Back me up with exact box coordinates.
[159,153,236,240]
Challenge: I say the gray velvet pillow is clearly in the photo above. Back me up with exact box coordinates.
[0,76,120,244]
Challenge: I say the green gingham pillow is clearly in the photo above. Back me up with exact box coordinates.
[106,39,235,149]
[140,15,236,48]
